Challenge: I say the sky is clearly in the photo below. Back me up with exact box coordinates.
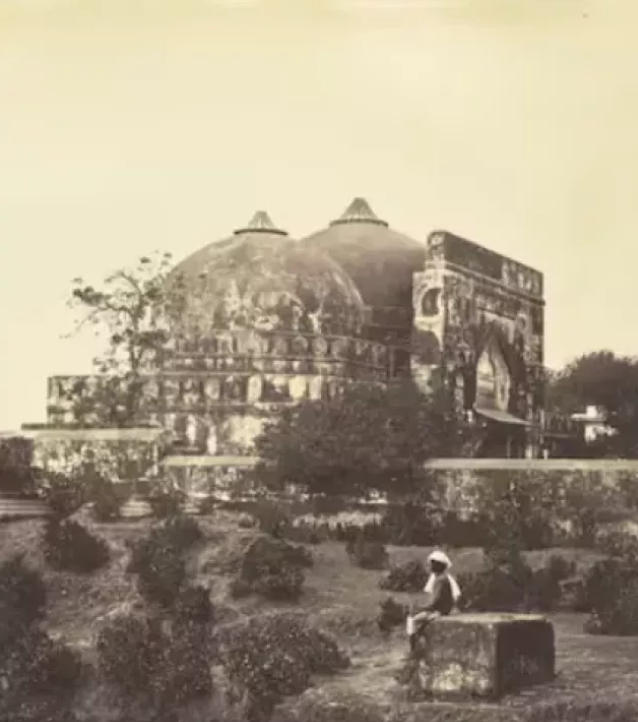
[1,0,637,430]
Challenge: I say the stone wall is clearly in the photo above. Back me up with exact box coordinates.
[19,427,171,482]
[46,329,396,455]
[411,231,545,434]
[157,457,638,540]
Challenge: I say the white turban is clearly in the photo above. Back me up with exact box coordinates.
[424,550,461,602]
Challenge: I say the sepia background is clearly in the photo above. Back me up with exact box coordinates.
[1,0,637,430]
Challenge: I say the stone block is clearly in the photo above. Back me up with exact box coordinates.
[417,613,555,699]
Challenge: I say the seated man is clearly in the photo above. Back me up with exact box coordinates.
[406,550,461,656]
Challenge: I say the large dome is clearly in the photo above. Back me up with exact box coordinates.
[167,211,366,338]
[302,198,426,310]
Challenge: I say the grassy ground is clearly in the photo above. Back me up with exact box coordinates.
[0,511,633,721]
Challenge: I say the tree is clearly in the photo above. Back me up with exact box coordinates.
[253,379,467,501]
[66,252,184,427]
[547,351,638,456]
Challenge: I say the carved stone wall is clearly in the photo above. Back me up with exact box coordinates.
[46,329,395,456]
[412,231,545,425]
[17,428,170,482]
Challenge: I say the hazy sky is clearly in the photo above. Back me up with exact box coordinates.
[1,0,637,430]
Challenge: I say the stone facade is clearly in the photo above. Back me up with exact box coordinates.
[412,231,545,457]
[46,330,395,456]
[19,427,170,482]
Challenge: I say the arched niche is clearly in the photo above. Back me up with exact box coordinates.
[475,334,512,412]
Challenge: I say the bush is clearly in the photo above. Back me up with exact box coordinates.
[0,555,47,641]
[88,475,125,522]
[97,614,213,710]
[221,614,349,721]
[130,542,187,607]
[148,487,186,519]
[42,518,110,573]
[346,533,388,570]
[377,596,408,633]
[250,501,293,538]
[198,495,216,516]
[156,628,212,707]
[161,513,204,552]
[97,615,167,697]
[474,470,557,551]
[526,555,576,613]
[42,471,85,518]
[232,536,311,601]
[380,502,439,547]
[438,511,490,548]
[458,548,534,613]
[0,627,82,720]
[127,516,202,607]
[379,559,428,593]
[596,531,638,560]
[577,555,638,619]
[173,584,214,628]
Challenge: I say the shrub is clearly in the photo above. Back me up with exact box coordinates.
[232,537,311,601]
[346,534,388,570]
[250,501,293,538]
[438,511,490,548]
[583,576,638,636]
[127,516,202,607]
[221,614,349,722]
[475,470,557,551]
[377,596,408,633]
[148,486,185,519]
[42,471,85,518]
[97,614,213,710]
[161,513,204,552]
[89,475,125,522]
[526,555,576,613]
[0,627,82,720]
[0,555,46,639]
[458,548,534,613]
[157,629,212,707]
[596,531,638,560]
[132,543,186,607]
[284,523,324,545]
[173,584,214,628]
[198,495,216,516]
[379,559,428,593]
[42,518,110,574]
[380,502,439,547]
[97,615,167,696]
[577,556,638,616]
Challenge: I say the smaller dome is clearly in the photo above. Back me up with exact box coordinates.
[167,211,366,339]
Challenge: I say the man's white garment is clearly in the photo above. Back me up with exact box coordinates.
[405,551,462,636]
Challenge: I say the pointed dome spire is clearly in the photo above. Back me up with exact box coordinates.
[330,197,389,227]
[234,210,288,236]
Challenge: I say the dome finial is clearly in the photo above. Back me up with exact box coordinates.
[330,197,389,227]
[234,210,288,236]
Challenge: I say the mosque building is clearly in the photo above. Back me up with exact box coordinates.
[25,198,549,491]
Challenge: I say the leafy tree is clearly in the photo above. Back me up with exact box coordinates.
[547,351,638,456]
[66,252,184,426]
[253,379,466,501]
